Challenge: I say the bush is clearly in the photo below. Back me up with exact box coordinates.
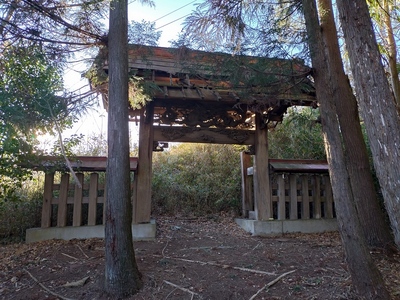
[269,107,325,159]
[152,144,244,216]
[0,173,43,243]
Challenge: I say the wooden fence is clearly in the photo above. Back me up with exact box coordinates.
[38,156,138,228]
[241,154,334,221]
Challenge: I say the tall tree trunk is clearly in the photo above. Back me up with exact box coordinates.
[318,0,394,250]
[302,0,390,298]
[104,0,142,296]
[336,0,400,248]
[383,0,400,106]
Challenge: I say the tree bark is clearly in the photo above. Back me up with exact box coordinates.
[104,0,142,296]
[383,0,400,106]
[336,0,400,248]
[318,0,393,250]
[302,0,390,298]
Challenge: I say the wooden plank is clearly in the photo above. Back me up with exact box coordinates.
[301,175,310,219]
[103,174,107,225]
[29,156,137,172]
[135,105,154,223]
[324,175,334,218]
[57,173,70,227]
[41,172,55,228]
[253,113,272,220]
[72,173,84,226]
[277,175,286,220]
[88,173,99,226]
[289,174,298,220]
[153,126,255,145]
[313,175,321,219]
[240,152,253,217]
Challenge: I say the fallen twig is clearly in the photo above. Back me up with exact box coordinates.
[167,257,276,276]
[62,253,79,261]
[249,269,296,300]
[180,246,234,251]
[76,244,89,259]
[163,280,199,299]
[24,269,76,300]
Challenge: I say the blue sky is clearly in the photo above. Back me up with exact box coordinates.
[128,0,198,46]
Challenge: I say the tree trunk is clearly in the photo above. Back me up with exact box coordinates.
[336,0,400,248]
[383,0,400,106]
[318,0,394,250]
[104,0,142,296]
[302,0,390,298]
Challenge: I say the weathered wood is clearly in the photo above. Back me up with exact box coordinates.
[72,173,84,227]
[57,173,70,227]
[153,126,255,145]
[301,175,310,219]
[103,174,107,225]
[313,175,321,219]
[134,105,154,223]
[253,113,272,220]
[289,174,298,220]
[88,173,99,226]
[277,175,286,220]
[240,152,253,217]
[324,175,333,218]
[41,172,54,228]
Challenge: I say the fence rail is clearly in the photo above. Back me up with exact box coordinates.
[39,156,137,228]
[241,153,334,221]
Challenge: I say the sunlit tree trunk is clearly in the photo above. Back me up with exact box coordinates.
[318,0,394,250]
[302,0,390,298]
[104,0,142,296]
[336,0,400,248]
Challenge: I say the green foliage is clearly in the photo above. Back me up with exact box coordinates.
[269,107,325,159]
[0,45,74,199]
[152,144,243,215]
[128,20,161,46]
[0,173,43,243]
[128,75,161,109]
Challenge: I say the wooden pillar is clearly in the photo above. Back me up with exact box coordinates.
[57,173,70,227]
[41,172,55,228]
[253,113,272,220]
[240,151,253,218]
[301,175,310,219]
[277,175,286,220]
[289,174,298,220]
[72,173,84,226]
[88,173,99,226]
[313,175,321,219]
[133,104,154,224]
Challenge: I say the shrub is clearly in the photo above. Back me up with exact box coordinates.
[152,144,244,216]
[0,173,43,243]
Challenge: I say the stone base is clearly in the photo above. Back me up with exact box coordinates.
[26,220,156,243]
[235,218,338,236]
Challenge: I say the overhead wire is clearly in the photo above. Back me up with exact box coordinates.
[153,0,197,22]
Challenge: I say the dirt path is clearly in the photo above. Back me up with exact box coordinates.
[1,216,399,299]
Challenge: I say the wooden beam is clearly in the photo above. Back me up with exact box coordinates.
[88,173,99,226]
[134,105,154,224]
[153,126,254,145]
[41,172,54,228]
[289,174,298,220]
[240,152,253,217]
[253,113,272,220]
[57,173,70,227]
[72,173,84,226]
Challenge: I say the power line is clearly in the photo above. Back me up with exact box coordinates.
[153,0,197,22]
[156,13,191,30]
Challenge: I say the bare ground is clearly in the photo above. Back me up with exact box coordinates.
[1,216,400,300]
